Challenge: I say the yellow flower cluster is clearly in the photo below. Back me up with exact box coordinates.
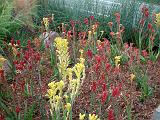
[46,80,64,113]
[43,17,49,30]
[73,62,85,80]
[88,31,92,40]
[156,13,160,26]
[89,114,100,120]
[97,40,101,46]
[48,37,86,118]
[65,103,71,119]
[66,68,73,81]
[8,43,18,56]
[54,37,70,85]
[65,103,71,112]
[46,80,73,119]
[0,55,7,69]
[79,113,85,120]
[54,38,85,101]
[79,113,100,120]
[67,52,85,102]
[130,73,136,82]
[55,37,69,55]
[114,56,121,67]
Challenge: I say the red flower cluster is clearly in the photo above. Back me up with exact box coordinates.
[142,50,148,57]
[84,18,89,25]
[11,38,14,46]
[101,91,108,104]
[108,109,115,120]
[112,86,120,97]
[17,40,21,47]
[142,6,149,18]
[148,23,152,30]
[13,40,41,72]
[105,63,111,73]
[115,13,121,24]
[15,106,21,114]
[70,20,75,28]
[0,69,4,79]
[91,81,97,92]
[86,49,93,59]
[90,15,94,21]
[0,115,4,120]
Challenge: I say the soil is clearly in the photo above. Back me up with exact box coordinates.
[0,56,160,120]
[73,58,160,120]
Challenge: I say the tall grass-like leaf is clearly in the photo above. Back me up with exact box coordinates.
[27,104,36,120]
[0,97,16,119]
[126,104,132,120]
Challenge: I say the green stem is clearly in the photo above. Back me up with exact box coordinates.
[73,27,76,63]
[69,107,72,120]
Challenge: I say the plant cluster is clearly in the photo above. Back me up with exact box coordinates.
[0,2,160,120]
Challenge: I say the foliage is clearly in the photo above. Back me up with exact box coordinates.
[37,0,160,49]
[0,1,160,120]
